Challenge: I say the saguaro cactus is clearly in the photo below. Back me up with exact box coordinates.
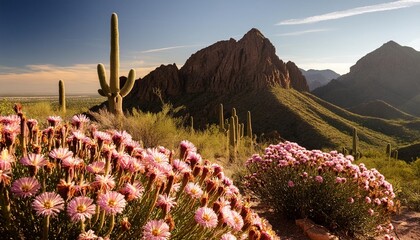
[386,143,392,160]
[58,80,66,113]
[219,104,225,133]
[97,13,136,115]
[352,127,359,160]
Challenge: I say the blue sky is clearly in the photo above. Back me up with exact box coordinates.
[1,0,419,95]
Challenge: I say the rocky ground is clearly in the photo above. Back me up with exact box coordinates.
[252,203,420,240]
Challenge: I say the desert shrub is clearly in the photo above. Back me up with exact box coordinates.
[0,111,279,239]
[244,141,398,239]
[0,99,14,115]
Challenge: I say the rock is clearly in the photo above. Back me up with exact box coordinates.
[125,28,308,104]
[296,218,338,240]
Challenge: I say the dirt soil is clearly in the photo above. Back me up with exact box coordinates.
[252,203,420,240]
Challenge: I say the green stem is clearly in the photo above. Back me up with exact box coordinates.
[42,215,50,240]
[104,214,115,237]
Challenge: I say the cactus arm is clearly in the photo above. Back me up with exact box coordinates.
[97,63,111,95]
[110,13,119,92]
[98,89,110,97]
[120,69,136,97]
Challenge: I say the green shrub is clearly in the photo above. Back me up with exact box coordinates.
[245,141,398,239]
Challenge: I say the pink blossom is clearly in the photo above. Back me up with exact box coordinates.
[221,233,237,240]
[78,229,98,240]
[20,153,48,168]
[32,192,65,217]
[226,210,244,231]
[315,175,323,183]
[47,116,62,126]
[156,194,177,214]
[67,196,96,222]
[86,161,105,174]
[11,177,40,198]
[194,207,218,228]
[287,180,295,187]
[92,174,115,191]
[184,182,203,199]
[0,149,14,171]
[49,148,73,162]
[142,219,171,240]
[119,181,144,201]
[97,191,126,215]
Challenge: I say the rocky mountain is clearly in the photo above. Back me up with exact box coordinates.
[300,69,340,91]
[124,28,309,122]
[114,34,420,150]
[313,41,420,116]
[347,100,416,121]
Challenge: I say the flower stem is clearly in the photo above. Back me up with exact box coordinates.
[104,214,115,237]
[42,215,50,240]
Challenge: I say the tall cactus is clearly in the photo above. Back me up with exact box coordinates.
[97,13,136,115]
[352,127,359,160]
[219,104,225,132]
[386,143,392,160]
[58,80,66,113]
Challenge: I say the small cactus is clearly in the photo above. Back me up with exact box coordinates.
[58,80,66,113]
[97,13,136,115]
[190,116,194,133]
[386,143,392,160]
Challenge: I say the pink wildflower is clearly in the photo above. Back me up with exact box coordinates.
[156,194,177,214]
[67,196,96,222]
[221,233,237,240]
[194,207,218,228]
[0,149,14,171]
[78,229,98,240]
[184,182,203,199]
[49,148,73,163]
[226,210,244,231]
[97,191,126,215]
[71,114,90,129]
[20,153,48,168]
[86,161,105,175]
[32,192,65,217]
[142,219,171,240]
[119,181,144,201]
[92,174,115,191]
[11,177,40,198]
[47,115,62,127]
[315,175,323,183]
[287,180,295,187]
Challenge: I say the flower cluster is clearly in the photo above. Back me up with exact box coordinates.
[0,110,278,239]
[245,141,398,239]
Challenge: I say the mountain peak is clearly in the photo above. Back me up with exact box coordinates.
[381,40,401,48]
[242,28,266,40]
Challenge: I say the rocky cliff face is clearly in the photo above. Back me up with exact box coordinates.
[126,28,308,104]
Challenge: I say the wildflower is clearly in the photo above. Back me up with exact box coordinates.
[365,196,372,204]
[119,181,144,201]
[226,210,244,231]
[368,208,374,216]
[287,180,295,187]
[78,229,98,240]
[142,219,171,240]
[94,131,112,143]
[20,153,48,176]
[71,114,90,129]
[348,197,354,204]
[32,192,65,217]
[120,217,131,231]
[11,177,40,198]
[49,147,73,163]
[0,169,12,185]
[97,191,127,215]
[47,115,62,127]
[87,161,105,175]
[67,196,96,222]
[91,174,115,191]
[314,175,323,183]
[156,194,177,214]
[195,207,218,228]
[221,233,237,240]
[184,182,203,199]
[0,149,14,170]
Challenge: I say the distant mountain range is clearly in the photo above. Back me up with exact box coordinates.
[300,69,340,91]
[102,30,420,151]
[313,41,420,117]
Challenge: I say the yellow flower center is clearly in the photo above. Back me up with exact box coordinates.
[152,228,160,236]
[43,201,52,209]
[21,184,31,192]
[77,205,87,213]
[108,199,116,207]
[202,213,211,222]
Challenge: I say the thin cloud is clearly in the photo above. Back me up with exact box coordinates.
[277,28,332,36]
[277,0,420,25]
[141,44,204,53]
